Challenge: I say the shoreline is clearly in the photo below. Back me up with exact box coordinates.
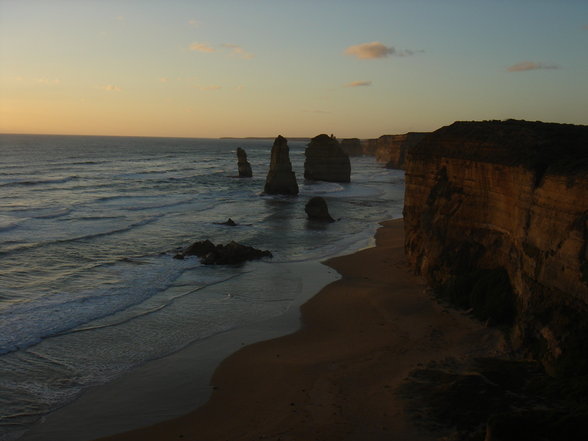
[18,260,339,441]
[90,219,504,441]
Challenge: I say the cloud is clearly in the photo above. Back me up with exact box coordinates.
[114,15,125,22]
[159,77,169,83]
[222,44,254,59]
[35,78,60,85]
[101,84,122,92]
[345,80,372,87]
[189,42,215,53]
[197,85,222,91]
[344,41,414,59]
[506,61,560,72]
[583,24,588,30]
[188,19,200,27]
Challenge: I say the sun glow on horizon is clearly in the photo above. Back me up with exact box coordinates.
[1,1,587,138]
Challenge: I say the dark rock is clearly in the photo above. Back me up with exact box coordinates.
[236,147,252,178]
[305,197,334,222]
[174,239,216,259]
[175,240,272,264]
[304,134,351,182]
[214,218,237,226]
[264,135,299,195]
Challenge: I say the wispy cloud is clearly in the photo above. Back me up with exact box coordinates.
[344,41,415,59]
[35,78,60,85]
[583,24,588,30]
[114,15,125,22]
[506,61,559,72]
[159,77,169,83]
[222,44,254,59]
[345,80,372,87]
[188,19,200,27]
[189,42,215,53]
[303,109,331,114]
[197,85,222,91]
[101,84,122,92]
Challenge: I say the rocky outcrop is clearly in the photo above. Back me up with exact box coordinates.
[304,134,351,183]
[305,197,334,222]
[263,136,299,195]
[403,119,588,374]
[236,147,252,178]
[174,240,272,264]
[362,133,429,169]
[340,138,363,156]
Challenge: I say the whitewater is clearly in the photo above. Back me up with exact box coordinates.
[0,134,404,440]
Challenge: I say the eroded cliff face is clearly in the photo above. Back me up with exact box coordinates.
[361,133,429,169]
[404,120,588,374]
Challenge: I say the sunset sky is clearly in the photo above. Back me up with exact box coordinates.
[1,0,587,138]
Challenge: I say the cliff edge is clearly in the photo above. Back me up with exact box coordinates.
[404,120,588,375]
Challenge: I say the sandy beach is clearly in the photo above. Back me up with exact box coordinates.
[91,219,503,441]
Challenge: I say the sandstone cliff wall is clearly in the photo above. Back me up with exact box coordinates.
[404,120,588,374]
[362,133,429,169]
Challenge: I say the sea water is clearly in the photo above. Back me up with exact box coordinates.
[0,134,405,440]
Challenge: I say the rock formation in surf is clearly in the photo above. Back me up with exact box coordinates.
[403,119,588,375]
[236,147,253,178]
[263,135,299,195]
[304,134,351,183]
[174,239,272,264]
[305,197,335,222]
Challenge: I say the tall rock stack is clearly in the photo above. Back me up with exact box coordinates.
[263,135,299,195]
[304,134,351,182]
[236,147,252,177]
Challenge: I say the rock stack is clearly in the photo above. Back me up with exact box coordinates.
[304,134,351,182]
[263,135,299,195]
[305,197,334,222]
[236,147,253,177]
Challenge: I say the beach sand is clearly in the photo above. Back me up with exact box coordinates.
[94,219,504,441]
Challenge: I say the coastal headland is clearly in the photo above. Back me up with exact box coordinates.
[94,219,504,441]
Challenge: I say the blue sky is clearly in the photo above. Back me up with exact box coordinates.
[1,0,587,137]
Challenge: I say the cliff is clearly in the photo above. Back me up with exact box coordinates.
[362,133,429,169]
[304,134,351,183]
[403,120,588,375]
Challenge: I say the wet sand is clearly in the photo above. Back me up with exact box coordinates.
[95,219,503,441]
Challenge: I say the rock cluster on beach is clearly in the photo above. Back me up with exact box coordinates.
[264,135,299,195]
[174,240,272,264]
[236,147,252,178]
[305,196,334,222]
[304,134,351,182]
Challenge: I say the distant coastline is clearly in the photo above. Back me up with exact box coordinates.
[219,136,311,141]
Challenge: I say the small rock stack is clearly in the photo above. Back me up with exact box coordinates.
[236,147,253,177]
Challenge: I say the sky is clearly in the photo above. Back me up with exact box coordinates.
[1,0,587,138]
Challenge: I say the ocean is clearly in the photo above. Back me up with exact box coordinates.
[0,134,404,440]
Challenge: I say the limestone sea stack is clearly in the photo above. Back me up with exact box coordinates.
[305,196,335,222]
[236,147,253,178]
[263,135,299,195]
[304,134,351,182]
